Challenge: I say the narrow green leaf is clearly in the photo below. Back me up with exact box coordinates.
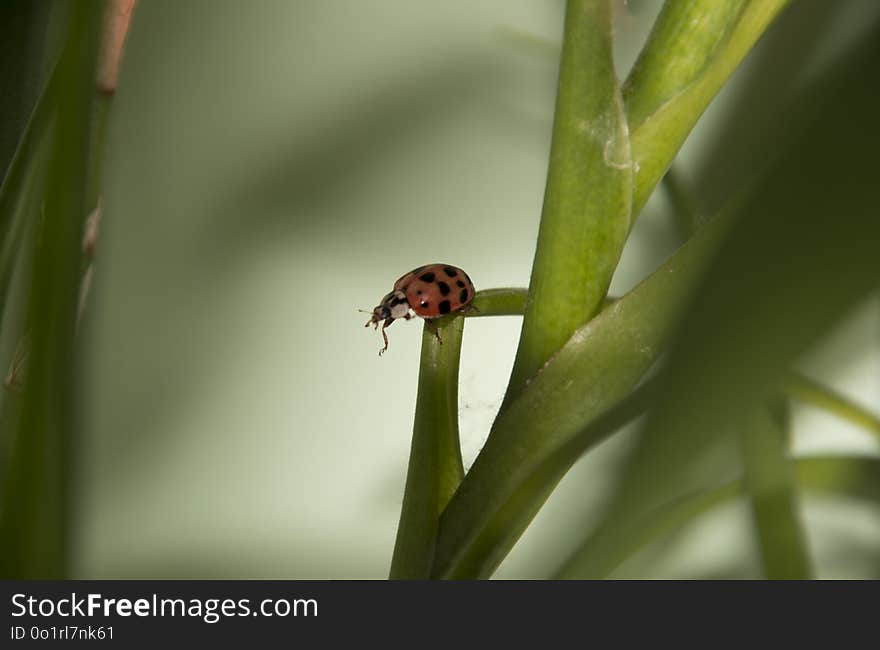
[0,2,102,579]
[624,0,791,216]
[0,1,52,180]
[739,404,812,579]
[429,211,731,579]
[505,0,632,402]
[556,455,880,579]
[797,456,880,504]
[0,61,60,264]
[0,136,46,328]
[785,373,880,440]
[389,314,465,579]
[556,481,738,579]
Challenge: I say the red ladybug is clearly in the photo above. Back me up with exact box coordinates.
[364,263,475,354]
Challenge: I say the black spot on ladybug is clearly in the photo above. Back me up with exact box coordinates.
[437,281,451,296]
[416,289,422,295]
[420,300,429,308]
[439,300,451,314]
[460,288,468,303]
[456,280,465,288]
[419,272,435,282]
[444,267,458,278]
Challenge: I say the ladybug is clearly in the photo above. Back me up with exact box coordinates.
[364,264,476,354]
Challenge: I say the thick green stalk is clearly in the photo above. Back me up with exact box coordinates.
[739,405,812,579]
[505,0,631,402]
[625,0,791,216]
[0,2,102,579]
[389,315,465,579]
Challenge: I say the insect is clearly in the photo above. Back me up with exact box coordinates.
[364,264,476,355]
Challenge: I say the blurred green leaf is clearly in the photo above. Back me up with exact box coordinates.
[691,0,843,215]
[798,456,880,503]
[586,20,880,575]
[0,2,102,579]
[0,1,51,181]
[504,0,631,403]
[785,373,880,440]
[0,62,60,282]
[556,455,880,579]
[624,0,790,215]
[738,404,812,579]
[556,481,738,579]
[0,64,59,335]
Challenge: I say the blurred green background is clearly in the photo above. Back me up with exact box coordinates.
[5,0,876,578]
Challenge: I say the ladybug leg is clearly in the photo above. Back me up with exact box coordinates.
[425,319,443,345]
[460,303,480,315]
[378,317,395,355]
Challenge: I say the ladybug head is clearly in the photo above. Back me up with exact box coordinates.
[364,290,408,328]
[364,304,391,328]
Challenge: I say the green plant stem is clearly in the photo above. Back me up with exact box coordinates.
[470,294,879,444]
[429,211,732,579]
[0,2,102,579]
[738,404,812,579]
[389,314,465,579]
[785,372,880,440]
[504,0,631,404]
[468,288,527,318]
[624,0,791,217]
